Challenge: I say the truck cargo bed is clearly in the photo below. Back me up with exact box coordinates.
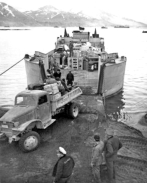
[51,87,82,112]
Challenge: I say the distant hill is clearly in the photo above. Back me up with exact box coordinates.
[0,2,147,27]
[0,2,41,26]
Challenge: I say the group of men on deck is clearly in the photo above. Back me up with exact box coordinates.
[46,68,74,95]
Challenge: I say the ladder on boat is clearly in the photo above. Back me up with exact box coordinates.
[68,57,83,70]
[72,57,78,70]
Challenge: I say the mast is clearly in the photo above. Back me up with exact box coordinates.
[64,28,68,37]
[94,28,97,35]
[97,55,103,94]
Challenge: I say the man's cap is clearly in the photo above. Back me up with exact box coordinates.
[58,147,66,155]
[106,129,114,136]
[94,133,100,141]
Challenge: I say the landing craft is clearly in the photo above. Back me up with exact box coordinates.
[24,28,127,97]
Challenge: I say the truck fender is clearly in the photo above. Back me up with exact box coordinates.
[13,119,42,132]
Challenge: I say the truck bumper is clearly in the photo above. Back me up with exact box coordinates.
[1,128,20,143]
[0,132,6,139]
[8,135,20,143]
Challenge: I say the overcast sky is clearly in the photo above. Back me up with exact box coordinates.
[1,0,147,23]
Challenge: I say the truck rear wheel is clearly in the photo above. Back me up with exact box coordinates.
[19,131,40,152]
[68,103,79,119]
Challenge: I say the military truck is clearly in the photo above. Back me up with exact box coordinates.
[0,86,82,152]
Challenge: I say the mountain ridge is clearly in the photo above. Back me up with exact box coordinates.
[0,2,147,27]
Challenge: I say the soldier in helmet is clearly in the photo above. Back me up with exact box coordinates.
[91,133,104,183]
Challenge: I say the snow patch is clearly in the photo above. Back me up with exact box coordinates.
[0,11,3,15]
[51,13,60,19]
[43,7,59,13]
[35,14,38,16]
[2,4,15,17]
[26,11,32,14]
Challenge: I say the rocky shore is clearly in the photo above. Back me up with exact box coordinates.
[0,95,147,183]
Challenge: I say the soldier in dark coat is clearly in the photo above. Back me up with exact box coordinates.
[52,147,75,183]
[66,71,74,86]
[54,69,61,81]
[104,129,123,183]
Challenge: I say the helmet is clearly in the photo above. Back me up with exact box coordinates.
[94,133,100,141]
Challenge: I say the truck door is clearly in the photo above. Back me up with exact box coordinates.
[37,95,51,122]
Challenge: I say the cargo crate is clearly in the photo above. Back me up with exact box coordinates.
[50,92,61,101]
[44,83,59,94]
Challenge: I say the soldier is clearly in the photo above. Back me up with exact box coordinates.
[104,129,123,183]
[91,133,104,183]
[54,69,61,81]
[66,70,74,86]
[52,147,75,183]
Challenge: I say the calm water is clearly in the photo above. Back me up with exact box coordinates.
[0,27,147,136]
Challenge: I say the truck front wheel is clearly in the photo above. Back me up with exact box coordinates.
[19,131,40,152]
[68,103,79,119]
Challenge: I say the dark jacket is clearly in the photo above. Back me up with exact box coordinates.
[52,155,75,182]
[66,73,74,81]
[54,72,61,79]
[105,136,122,161]
[61,80,69,91]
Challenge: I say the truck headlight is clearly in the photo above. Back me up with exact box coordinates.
[14,122,19,128]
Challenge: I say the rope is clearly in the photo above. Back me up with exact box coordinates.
[0,57,24,76]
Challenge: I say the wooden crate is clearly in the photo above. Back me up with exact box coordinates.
[44,83,59,94]
[50,92,61,101]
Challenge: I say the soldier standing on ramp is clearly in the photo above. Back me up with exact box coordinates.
[104,129,123,183]
[91,133,104,183]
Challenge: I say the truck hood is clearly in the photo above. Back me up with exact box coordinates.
[0,105,36,122]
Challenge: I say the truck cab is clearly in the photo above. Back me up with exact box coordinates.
[0,86,82,152]
[15,90,52,126]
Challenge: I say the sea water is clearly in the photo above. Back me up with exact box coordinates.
[0,27,147,136]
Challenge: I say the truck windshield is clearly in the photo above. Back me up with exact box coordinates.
[16,96,36,106]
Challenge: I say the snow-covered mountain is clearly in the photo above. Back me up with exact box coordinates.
[0,2,41,26]
[24,5,147,27]
[0,2,147,27]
